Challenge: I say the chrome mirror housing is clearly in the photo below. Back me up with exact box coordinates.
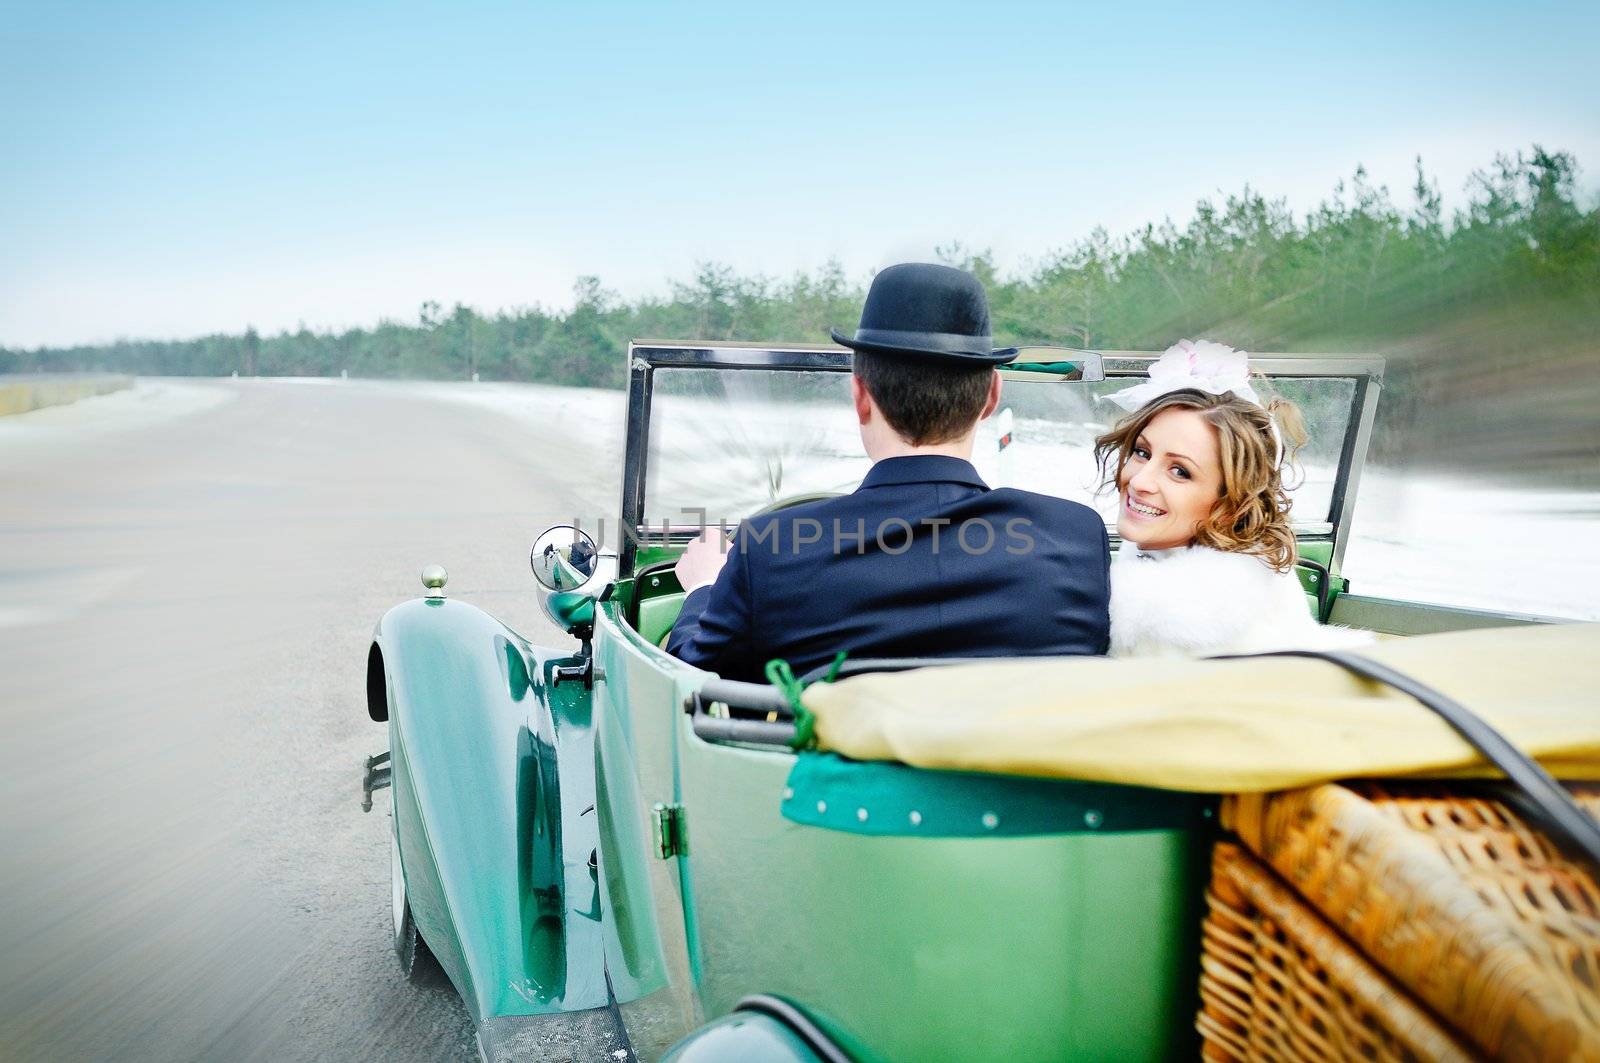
[530,525,610,633]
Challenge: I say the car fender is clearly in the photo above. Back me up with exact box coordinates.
[662,996,853,1063]
[372,596,608,1023]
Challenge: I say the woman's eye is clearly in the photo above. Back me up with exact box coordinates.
[1131,446,1150,460]
[1170,465,1191,481]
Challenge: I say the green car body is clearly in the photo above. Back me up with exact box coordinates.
[365,342,1547,1060]
[372,586,1216,1061]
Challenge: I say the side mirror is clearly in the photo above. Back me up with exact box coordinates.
[530,525,609,633]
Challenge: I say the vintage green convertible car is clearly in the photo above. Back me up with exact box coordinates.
[361,341,1571,1062]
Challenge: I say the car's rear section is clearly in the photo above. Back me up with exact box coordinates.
[676,739,1214,1060]
[594,587,1600,1060]
[592,594,1216,1060]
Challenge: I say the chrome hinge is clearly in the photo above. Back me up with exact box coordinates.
[652,802,687,859]
[552,638,604,689]
[361,750,391,812]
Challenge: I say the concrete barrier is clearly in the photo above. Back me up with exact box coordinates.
[0,375,134,416]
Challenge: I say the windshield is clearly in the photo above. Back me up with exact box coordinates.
[642,365,1357,533]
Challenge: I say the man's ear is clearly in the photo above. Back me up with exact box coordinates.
[978,371,1003,420]
[851,374,873,425]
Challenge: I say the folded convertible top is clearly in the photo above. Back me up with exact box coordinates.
[800,623,1600,793]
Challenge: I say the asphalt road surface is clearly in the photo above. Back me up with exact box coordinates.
[0,379,621,1062]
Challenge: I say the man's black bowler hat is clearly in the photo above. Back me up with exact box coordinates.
[831,262,1019,366]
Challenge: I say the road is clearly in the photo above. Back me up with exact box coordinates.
[0,379,620,1061]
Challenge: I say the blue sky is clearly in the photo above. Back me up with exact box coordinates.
[3,1,1597,348]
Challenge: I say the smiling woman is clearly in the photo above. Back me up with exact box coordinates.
[1099,387,1305,571]
[1117,405,1225,551]
[1093,344,1366,657]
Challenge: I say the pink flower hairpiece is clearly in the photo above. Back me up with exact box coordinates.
[1104,339,1285,463]
[1104,339,1263,412]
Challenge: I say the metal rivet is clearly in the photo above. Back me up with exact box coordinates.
[1084,810,1103,829]
[782,787,793,801]
[816,800,827,814]
[981,812,999,830]
[650,576,661,587]
[909,810,922,826]
[1202,806,1214,819]
[856,807,869,822]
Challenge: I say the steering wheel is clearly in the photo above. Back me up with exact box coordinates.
[651,491,844,650]
[745,491,843,518]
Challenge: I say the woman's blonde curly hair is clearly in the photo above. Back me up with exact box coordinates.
[1093,387,1308,572]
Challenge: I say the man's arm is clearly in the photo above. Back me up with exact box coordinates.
[665,532,756,678]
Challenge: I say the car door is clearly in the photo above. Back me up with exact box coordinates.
[590,599,704,1059]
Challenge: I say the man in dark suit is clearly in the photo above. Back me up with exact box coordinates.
[666,263,1110,683]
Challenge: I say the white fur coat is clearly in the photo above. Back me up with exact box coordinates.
[1110,542,1371,658]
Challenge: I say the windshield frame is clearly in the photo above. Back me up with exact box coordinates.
[619,340,1383,578]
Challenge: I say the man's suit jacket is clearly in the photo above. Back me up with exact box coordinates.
[666,455,1110,682]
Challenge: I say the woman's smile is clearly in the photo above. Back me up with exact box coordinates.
[1124,494,1167,519]
[1115,407,1223,549]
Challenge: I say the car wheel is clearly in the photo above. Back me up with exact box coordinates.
[391,823,443,984]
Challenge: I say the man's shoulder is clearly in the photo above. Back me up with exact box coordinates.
[736,493,857,534]
[986,487,1105,527]
[735,487,1106,534]
[729,496,860,563]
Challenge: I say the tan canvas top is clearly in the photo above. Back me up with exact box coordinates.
[801,624,1600,793]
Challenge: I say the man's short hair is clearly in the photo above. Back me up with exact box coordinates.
[853,351,994,445]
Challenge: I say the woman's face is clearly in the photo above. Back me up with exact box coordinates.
[1117,407,1223,550]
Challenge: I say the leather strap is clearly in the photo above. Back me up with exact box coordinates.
[1220,648,1600,870]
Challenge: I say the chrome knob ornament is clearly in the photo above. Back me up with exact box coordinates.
[420,564,448,599]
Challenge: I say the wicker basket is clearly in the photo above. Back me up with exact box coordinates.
[1219,782,1600,1062]
[1201,841,1477,1061]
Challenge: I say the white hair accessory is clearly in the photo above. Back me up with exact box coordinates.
[1104,339,1263,412]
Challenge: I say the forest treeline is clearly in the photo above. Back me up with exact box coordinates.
[5,146,1597,475]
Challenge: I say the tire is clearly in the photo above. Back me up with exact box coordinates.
[392,822,444,984]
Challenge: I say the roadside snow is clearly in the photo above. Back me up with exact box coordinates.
[1343,469,1599,620]
[6,376,1588,620]
[0,378,235,450]
[405,380,626,455]
[416,380,1597,620]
